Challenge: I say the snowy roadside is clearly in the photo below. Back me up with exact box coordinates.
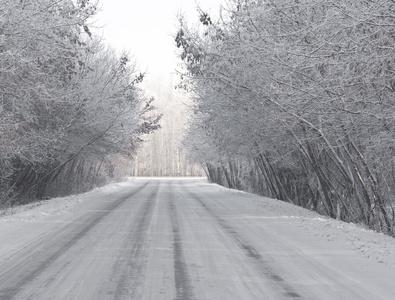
[262,198,395,267]
[196,181,395,268]
[0,179,136,226]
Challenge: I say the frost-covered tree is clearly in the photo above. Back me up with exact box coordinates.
[177,0,395,235]
[0,0,160,206]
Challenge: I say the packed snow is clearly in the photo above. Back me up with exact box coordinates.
[1,177,395,268]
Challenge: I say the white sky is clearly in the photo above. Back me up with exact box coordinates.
[94,0,224,81]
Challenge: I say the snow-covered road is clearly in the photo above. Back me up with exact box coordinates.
[1,178,395,299]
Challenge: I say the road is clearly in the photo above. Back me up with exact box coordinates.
[0,178,395,299]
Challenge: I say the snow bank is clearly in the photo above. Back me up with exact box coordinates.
[0,180,133,225]
[210,182,395,268]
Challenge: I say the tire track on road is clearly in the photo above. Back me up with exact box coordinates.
[112,181,160,300]
[188,190,301,299]
[0,182,149,300]
[168,183,195,300]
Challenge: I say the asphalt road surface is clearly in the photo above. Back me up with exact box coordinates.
[1,178,394,299]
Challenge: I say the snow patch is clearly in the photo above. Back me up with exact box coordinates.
[204,182,395,267]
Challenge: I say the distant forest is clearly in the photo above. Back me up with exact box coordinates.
[130,75,204,177]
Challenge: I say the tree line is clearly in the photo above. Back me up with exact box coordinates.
[130,75,204,177]
[177,0,395,236]
[0,0,160,208]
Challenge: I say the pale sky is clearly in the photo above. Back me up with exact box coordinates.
[93,0,224,165]
[94,0,224,81]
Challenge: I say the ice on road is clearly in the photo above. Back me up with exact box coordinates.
[1,178,395,299]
